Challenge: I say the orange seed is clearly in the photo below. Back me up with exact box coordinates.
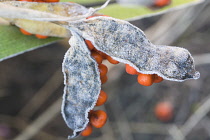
[101,75,108,84]
[85,40,94,50]
[81,123,93,137]
[125,64,138,75]
[96,90,108,106]
[20,28,32,36]
[90,110,107,128]
[154,101,173,122]
[91,51,103,64]
[154,74,164,83]
[98,64,108,78]
[137,73,154,86]
[107,56,119,64]
[154,0,171,7]
[35,34,48,39]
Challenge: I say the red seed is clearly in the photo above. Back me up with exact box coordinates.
[96,50,108,59]
[81,123,93,137]
[154,101,173,122]
[98,64,108,78]
[101,75,108,84]
[20,28,32,35]
[154,0,171,7]
[153,74,164,83]
[85,40,94,50]
[35,34,48,39]
[107,56,119,64]
[96,90,108,106]
[125,64,138,75]
[137,73,154,86]
[90,110,107,128]
[91,51,103,64]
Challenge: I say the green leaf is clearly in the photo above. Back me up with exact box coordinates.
[98,0,199,19]
[0,25,60,61]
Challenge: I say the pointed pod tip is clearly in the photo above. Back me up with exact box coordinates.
[193,71,200,80]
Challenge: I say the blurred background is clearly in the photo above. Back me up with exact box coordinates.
[0,0,210,140]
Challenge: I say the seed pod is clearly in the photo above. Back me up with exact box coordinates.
[1,1,89,37]
[67,16,200,81]
[0,2,200,139]
[62,31,101,139]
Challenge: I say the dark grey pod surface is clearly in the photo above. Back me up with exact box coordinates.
[68,16,200,81]
[62,31,101,139]
[61,15,200,139]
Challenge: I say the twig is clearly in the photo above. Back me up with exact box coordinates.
[146,0,207,45]
[180,94,210,137]
[13,98,62,140]
[126,122,181,135]
[0,114,66,140]
[109,96,134,140]
[168,125,185,140]
[200,117,210,137]
[193,53,210,66]
[18,68,63,119]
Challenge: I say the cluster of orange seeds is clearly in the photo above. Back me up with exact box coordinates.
[83,37,164,136]
[20,25,49,39]
[125,64,163,86]
[81,38,113,136]
[81,14,165,136]
[19,12,165,136]
[18,0,60,39]
[81,110,108,136]
[81,15,122,135]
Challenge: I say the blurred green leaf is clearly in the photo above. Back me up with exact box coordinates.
[99,0,197,19]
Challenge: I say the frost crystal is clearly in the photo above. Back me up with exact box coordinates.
[67,16,200,81]
[62,31,101,138]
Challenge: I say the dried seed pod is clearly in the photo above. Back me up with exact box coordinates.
[67,16,200,81]
[0,2,200,139]
[62,31,101,139]
[1,1,89,37]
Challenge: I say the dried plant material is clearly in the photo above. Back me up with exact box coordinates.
[0,0,111,37]
[0,17,9,25]
[0,1,200,139]
[67,16,200,81]
[62,31,101,139]
[0,0,110,21]
[116,0,153,6]
[61,16,199,139]
[0,1,89,37]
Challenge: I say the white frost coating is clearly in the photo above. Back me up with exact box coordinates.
[0,0,111,22]
[0,2,65,20]
[67,16,200,82]
[62,31,101,139]
[0,2,90,22]
[0,1,200,139]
